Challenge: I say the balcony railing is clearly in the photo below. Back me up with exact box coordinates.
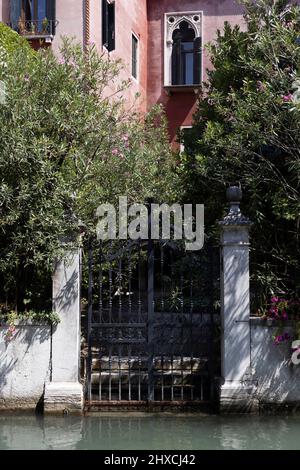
[9,19,58,38]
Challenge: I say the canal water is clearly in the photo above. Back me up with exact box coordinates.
[0,413,300,450]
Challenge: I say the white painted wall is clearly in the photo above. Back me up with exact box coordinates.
[251,319,300,406]
[0,323,51,410]
[1,300,300,413]
[44,247,83,414]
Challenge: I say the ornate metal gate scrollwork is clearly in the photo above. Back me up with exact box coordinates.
[82,231,219,409]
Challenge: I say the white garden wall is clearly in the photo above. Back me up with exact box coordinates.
[0,323,51,410]
[250,318,300,409]
[0,247,83,414]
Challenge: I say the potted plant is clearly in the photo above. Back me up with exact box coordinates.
[17,17,25,35]
[29,22,36,35]
[259,296,300,348]
[41,17,49,35]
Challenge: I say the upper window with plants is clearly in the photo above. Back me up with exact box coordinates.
[10,0,56,37]
[164,12,202,87]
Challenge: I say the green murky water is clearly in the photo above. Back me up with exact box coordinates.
[0,413,300,450]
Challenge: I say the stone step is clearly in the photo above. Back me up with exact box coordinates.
[87,356,208,372]
[90,370,209,387]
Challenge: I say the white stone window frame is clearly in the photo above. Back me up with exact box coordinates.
[179,125,193,153]
[164,11,203,87]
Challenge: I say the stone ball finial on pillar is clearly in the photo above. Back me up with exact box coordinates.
[219,185,257,412]
[226,184,242,202]
[220,185,251,226]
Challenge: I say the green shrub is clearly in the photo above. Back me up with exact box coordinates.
[181,0,300,299]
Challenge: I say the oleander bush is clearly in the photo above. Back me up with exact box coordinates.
[180,0,300,301]
[0,29,178,312]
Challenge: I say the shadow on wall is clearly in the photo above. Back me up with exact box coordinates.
[251,322,300,404]
[0,325,52,407]
[0,352,17,394]
[54,267,79,312]
[221,250,251,383]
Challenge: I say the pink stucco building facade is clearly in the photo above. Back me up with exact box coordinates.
[0,0,245,145]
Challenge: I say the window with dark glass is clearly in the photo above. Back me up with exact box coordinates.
[179,126,194,153]
[102,0,115,51]
[171,21,201,86]
[10,0,56,35]
[132,34,138,79]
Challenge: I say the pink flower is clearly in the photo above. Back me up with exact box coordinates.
[121,134,129,148]
[274,332,290,345]
[5,325,16,342]
[111,148,119,156]
[282,311,288,320]
[283,93,293,102]
[59,58,65,65]
[274,335,281,345]
[271,296,279,303]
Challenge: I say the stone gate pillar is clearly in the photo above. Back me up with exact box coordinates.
[44,245,83,414]
[219,186,257,412]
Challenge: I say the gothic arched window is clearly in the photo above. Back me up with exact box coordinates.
[172,21,201,85]
[165,13,202,87]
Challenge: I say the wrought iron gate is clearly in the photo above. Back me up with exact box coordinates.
[82,235,219,410]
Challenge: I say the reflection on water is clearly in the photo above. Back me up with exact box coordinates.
[0,413,300,450]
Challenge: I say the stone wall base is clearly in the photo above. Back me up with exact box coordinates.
[0,397,43,411]
[220,381,259,413]
[44,382,83,415]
